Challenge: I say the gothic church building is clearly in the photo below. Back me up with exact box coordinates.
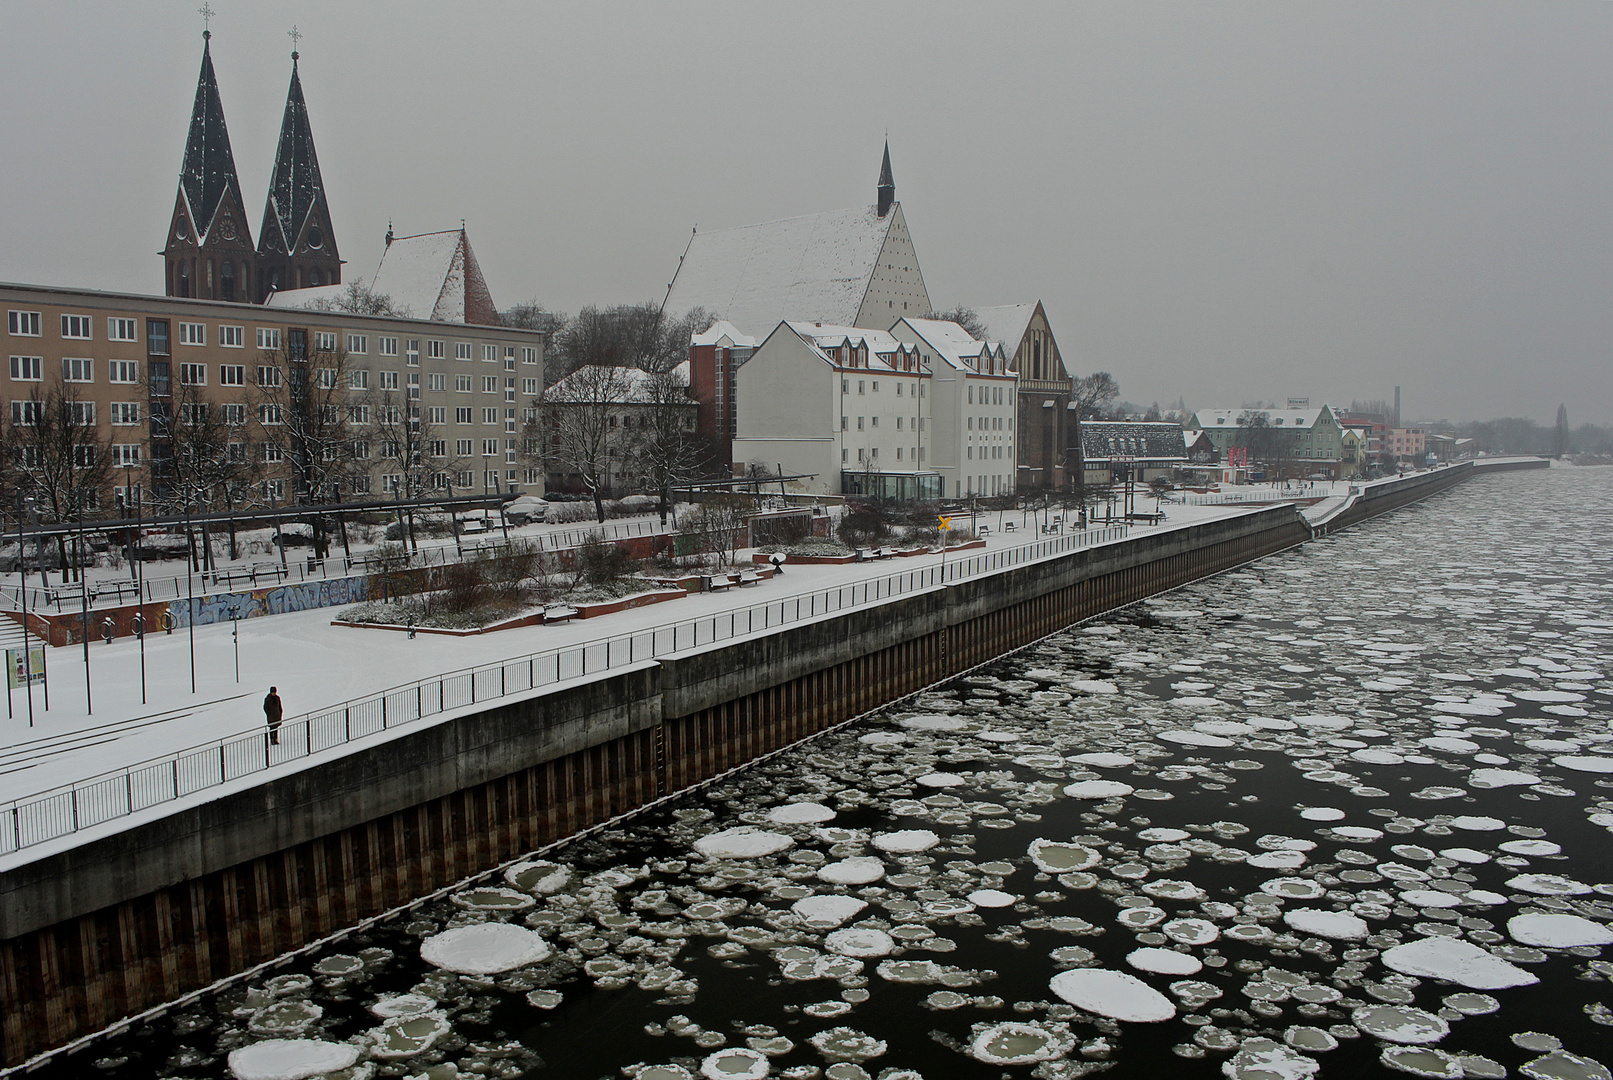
[159,30,341,304]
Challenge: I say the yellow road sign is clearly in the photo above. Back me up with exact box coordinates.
[937,515,951,530]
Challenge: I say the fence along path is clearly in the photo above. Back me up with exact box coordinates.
[0,526,1128,856]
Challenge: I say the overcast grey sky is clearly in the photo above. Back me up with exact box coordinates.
[3,2,1609,423]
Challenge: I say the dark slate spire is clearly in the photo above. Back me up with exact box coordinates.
[259,52,327,254]
[877,140,895,218]
[178,31,246,240]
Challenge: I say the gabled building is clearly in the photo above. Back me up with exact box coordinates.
[663,144,931,334]
[1183,404,1356,478]
[161,30,257,303]
[890,318,1017,499]
[974,301,1075,490]
[256,48,341,298]
[732,323,934,500]
[1076,421,1187,487]
[688,321,758,470]
[270,227,499,326]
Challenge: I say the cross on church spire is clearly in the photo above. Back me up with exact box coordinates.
[287,24,301,60]
[198,3,215,38]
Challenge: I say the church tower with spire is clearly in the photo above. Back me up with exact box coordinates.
[877,140,895,218]
[256,42,341,299]
[162,28,256,302]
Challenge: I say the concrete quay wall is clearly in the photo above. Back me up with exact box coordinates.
[3,472,1502,1066]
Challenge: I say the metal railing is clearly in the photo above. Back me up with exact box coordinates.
[0,525,1128,855]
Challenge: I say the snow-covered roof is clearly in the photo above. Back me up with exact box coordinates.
[263,282,347,309]
[663,205,896,332]
[369,229,498,324]
[780,322,920,371]
[691,321,758,348]
[972,304,1036,355]
[1189,406,1338,431]
[896,318,1007,374]
[543,363,694,405]
[1080,421,1188,462]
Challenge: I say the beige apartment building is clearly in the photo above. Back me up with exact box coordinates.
[2,282,547,515]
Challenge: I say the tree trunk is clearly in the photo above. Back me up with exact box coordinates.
[592,486,606,524]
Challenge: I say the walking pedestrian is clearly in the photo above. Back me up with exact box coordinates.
[264,685,283,745]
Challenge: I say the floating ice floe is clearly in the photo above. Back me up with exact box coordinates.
[694,827,795,859]
[453,886,536,912]
[1246,850,1308,870]
[916,773,967,788]
[420,923,551,975]
[1507,913,1613,948]
[1500,839,1562,856]
[1380,937,1538,990]
[1069,752,1135,768]
[1138,827,1191,842]
[369,1012,450,1059]
[808,1026,887,1063]
[1554,756,1613,774]
[899,714,967,731]
[1449,816,1507,831]
[1261,877,1326,900]
[369,993,435,1018]
[630,1066,693,1080]
[792,895,868,928]
[768,802,836,825]
[1222,1038,1319,1079]
[1063,780,1135,799]
[817,857,885,885]
[967,889,1018,908]
[505,860,572,895]
[825,928,895,957]
[969,1021,1076,1065]
[1158,729,1236,748]
[1048,968,1176,1021]
[872,829,939,853]
[1028,839,1101,873]
[1126,947,1202,975]
[1300,807,1346,821]
[700,1047,770,1079]
[1332,826,1384,841]
[1518,1050,1613,1080]
[1070,680,1119,694]
[1469,768,1541,788]
[1163,918,1219,945]
[227,1039,360,1080]
[1141,879,1206,902]
[1380,1046,1464,1077]
[1351,1004,1450,1045]
[1399,890,1466,909]
[1508,873,1594,896]
[1282,908,1369,940]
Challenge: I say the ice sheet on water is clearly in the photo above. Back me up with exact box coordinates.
[1069,752,1135,768]
[1126,947,1201,975]
[825,928,894,957]
[1158,730,1236,748]
[1282,909,1369,940]
[1222,1038,1320,1079]
[699,1047,770,1079]
[1064,780,1135,799]
[1509,873,1594,896]
[967,889,1018,908]
[694,827,795,859]
[1048,968,1176,1021]
[1507,913,1613,948]
[1351,1004,1450,1044]
[871,829,939,853]
[1469,768,1541,788]
[768,802,836,824]
[792,895,867,927]
[1449,816,1507,831]
[1070,680,1119,694]
[817,857,885,885]
[899,714,967,731]
[1380,937,1539,989]
[1556,756,1613,774]
[1299,807,1346,821]
[227,1039,360,1080]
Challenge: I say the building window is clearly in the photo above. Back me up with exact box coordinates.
[455,407,472,424]
[348,370,369,390]
[522,347,538,366]
[257,366,282,388]
[481,375,498,393]
[455,375,472,393]
[221,403,246,425]
[10,355,42,380]
[112,444,141,466]
[522,378,538,395]
[482,407,498,425]
[380,371,399,390]
[427,373,446,392]
[179,363,206,385]
[428,406,446,424]
[7,311,41,337]
[219,325,244,348]
[456,439,474,457]
[480,344,497,362]
[11,401,40,426]
[315,331,338,352]
[256,328,281,350]
[261,478,285,501]
[177,322,205,346]
[316,368,338,390]
[61,314,93,340]
[217,364,244,386]
[147,319,169,355]
[107,317,137,342]
[262,443,283,463]
[426,340,444,360]
[857,416,864,430]
[178,402,208,424]
[454,342,472,360]
[111,402,141,425]
[347,334,367,354]
[258,403,282,425]
[347,404,371,425]
[480,439,497,457]
[377,337,398,357]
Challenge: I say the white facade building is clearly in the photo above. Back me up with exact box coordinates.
[732,322,938,500]
[890,318,1017,498]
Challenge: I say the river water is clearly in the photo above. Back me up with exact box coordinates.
[61,468,1613,1080]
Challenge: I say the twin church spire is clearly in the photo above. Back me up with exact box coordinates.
[163,28,340,303]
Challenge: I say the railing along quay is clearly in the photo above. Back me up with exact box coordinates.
[0,526,1128,855]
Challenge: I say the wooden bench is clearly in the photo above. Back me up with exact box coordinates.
[1126,511,1166,524]
[1002,521,1017,533]
[704,574,735,592]
[542,605,578,624]
[736,571,761,586]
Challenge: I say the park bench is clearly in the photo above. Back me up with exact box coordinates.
[1127,511,1166,524]
[542,604,578,624]
[704,574,736,592]
[736,571,761,586]
[1002,521,1017,533]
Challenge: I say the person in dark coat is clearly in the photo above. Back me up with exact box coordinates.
[264,686,283,745]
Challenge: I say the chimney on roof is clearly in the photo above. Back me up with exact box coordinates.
[877,140,895,218]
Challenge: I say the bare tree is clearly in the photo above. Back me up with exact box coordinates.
[1236,410,1300,479]
[629,367,701,525]
[250,329,355,557]
[553,303,713,378]
[303,278,409,317]
[539,363,635,523]
[1072,372,1121,417]
[159,371,262,565]
[11,383,112,578]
